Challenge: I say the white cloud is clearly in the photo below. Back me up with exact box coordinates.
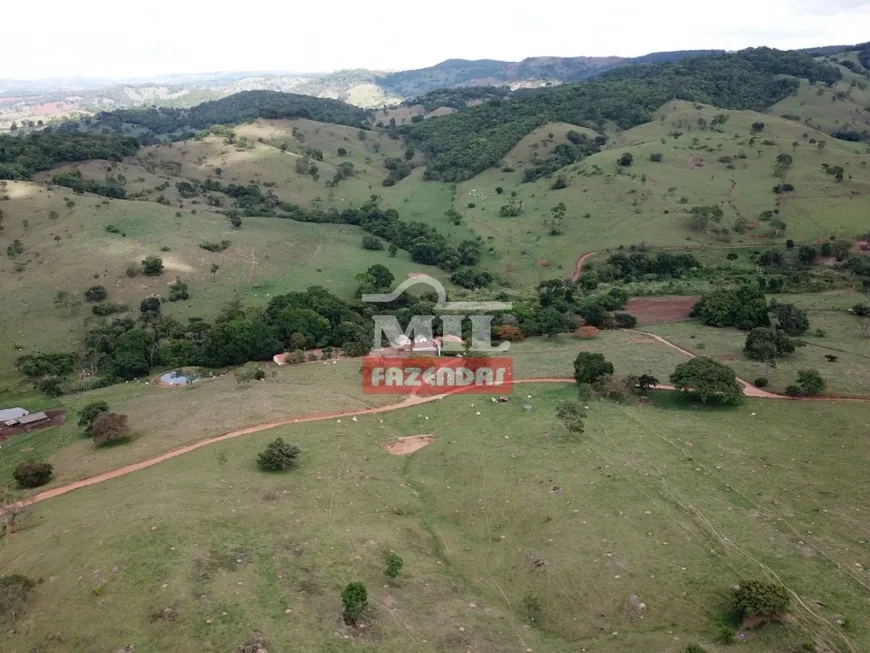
[3,0,869,80]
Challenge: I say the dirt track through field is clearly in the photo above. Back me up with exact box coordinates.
[8,332,870,513]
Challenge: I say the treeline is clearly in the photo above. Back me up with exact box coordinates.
[52,170,126,198]
[405,86,511,112]
[91,91,370,138]
[0,131,139,180]
[188,180,483,272]
[401,48,841,181]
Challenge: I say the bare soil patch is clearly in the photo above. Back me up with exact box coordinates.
[624,296,700,325]
[382,435,435,455]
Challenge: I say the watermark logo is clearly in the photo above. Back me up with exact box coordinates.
[361,275,513,394]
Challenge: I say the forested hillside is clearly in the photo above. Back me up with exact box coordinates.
[402,48,842,181]
[86,90,371,138]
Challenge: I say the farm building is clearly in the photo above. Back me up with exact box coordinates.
[12,412,49,428]
[0,407,29,426]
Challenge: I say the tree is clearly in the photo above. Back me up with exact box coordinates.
[751,121,765,132]
[613,313,637,328]
[617,152,634,167]
[537,307,573,338]
[774,153,793,177]
[341,582,368,623]
[573,352,614,386]
[91,412,131,446]
[13,460,53,488]
[669,357,743,404]
[385,552,404,580]
[357,263,394,291]
[769,302,809,335]
[636,374,659,393]
[649,152,663,162]
[688,205,724,230]
[0,486,26,537]
[210,263,220,283]
[289,332,307,351]
[257,438,300,471]
[140,297,161,315]
[555,400,585,436]
[548,202,566,235]
[795,369,825,396]
[733,580,790,618]
[387,243,398,257]
[743,327,797,362]
[142,256,164,276]
[229,215,243,229]
[78,400,110,434]
[797,245,817,264]
[361,234,384,250]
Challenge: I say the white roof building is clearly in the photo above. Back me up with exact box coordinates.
[0,407,29,424]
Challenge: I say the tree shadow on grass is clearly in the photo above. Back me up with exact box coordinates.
[646,389,742,413]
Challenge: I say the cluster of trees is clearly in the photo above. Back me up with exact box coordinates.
[0,131,139,180]
[51,170,126,199]
[691,286,809,332]
[595,250,701,282]
[522,132,606,182]
[401,48,840,181]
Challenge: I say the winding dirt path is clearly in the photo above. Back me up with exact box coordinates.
[570,251,598,283]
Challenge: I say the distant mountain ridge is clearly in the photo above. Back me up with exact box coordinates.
[0,45,855,127]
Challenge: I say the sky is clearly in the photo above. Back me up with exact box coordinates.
[4,0,869,80]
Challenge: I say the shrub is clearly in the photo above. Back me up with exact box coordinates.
[140,297,161,314]
[617,152,634,167]
[753,377,768,388]
[550,176,567,190]
[341,582,368,623]
[257,438,300,471]
[385,552,403,579]
[91,412,131,446]
[13,460,53,488]
[92,302,127,316]
[574,326,600,339]
[649,152,663,162]
[78,400,110,434]
[199,240,231,253]
[494,325,525,342]
[795,369,825,396]
[38,376,63,397]
[125,264,139,278]
[573,352,614,386]
[613,313,638,328]
[0,574,36,621]
[495,186,504,194]
[362,234,384,250]
[785,384,803,397]
[169,281,189,302]
[684,645,707,653]
[733,580,790,618]
[342,341,369,357]
[141,256,164,276]
[84,285,107,302]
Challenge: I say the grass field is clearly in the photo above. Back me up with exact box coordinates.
[3,385,868,652]
[449,102,870,287]
[0,180,450,393]
[646,292,870,397]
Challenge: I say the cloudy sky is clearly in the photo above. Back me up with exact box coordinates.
[4,0,869,80]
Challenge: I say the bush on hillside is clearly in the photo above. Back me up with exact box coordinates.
[795,369,826,396]
[753,377,769,388]
[614,313,638,328]
[0,574,37,621]
[573,352,614,386]
[257,438,300,471]
[361,234,384,250]
[91,412,131,446]
[78,400,110,434]
[733,580,790,618]
[13,460,53,488]
[84,285,107,302]
[141,256,164,276]
[341,582,368,624]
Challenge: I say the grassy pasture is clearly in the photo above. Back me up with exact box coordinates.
[2,385,868,652]
[449,102,870,287]
[646,292,870,397]
[0,180,450,392]
[0,361,398,487]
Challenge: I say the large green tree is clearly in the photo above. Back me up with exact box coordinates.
[669,357,743,404]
